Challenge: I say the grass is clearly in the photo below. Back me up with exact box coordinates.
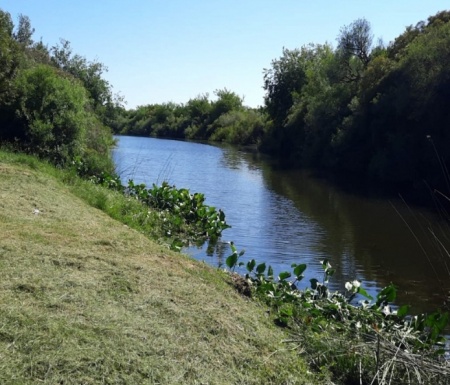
[0,150,325,384]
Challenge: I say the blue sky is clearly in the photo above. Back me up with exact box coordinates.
[1,1,449,109]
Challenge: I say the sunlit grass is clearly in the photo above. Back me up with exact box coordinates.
[0,150,320,384]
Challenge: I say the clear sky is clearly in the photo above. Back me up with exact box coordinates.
[1,1,449,109]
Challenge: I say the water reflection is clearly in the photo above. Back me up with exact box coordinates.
[217,145,450,313]
[113,136,450,315]
[259,162,450,313]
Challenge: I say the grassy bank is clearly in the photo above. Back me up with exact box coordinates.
[0,151,323,384]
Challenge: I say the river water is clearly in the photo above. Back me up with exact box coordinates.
[113,135,450,315]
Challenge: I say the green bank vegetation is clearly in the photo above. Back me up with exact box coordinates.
[225,243,450,384]
[1,149,449,385]
[0,151,320,384]
[0,10,119,177]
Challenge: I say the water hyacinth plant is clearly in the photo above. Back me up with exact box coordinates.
[224,243,450,384]
[91,172,230,249]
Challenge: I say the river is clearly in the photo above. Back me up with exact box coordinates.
[113,135,450,316]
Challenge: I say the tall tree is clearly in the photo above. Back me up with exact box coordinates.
[337,18,373,82]
[13,14,34,48]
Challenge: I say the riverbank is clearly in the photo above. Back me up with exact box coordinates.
[0,151,323,384]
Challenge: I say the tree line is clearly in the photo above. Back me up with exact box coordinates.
[115,11,450,200]
[260,12,450,197]
[0,9,121,176]
[1,8,449,199]
[111,89,266,146]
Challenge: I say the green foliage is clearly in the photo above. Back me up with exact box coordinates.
[0,10,21,105]
[13,14,34,48]
[50,39,118,121]
[261,11,450,199]
[209,109,265,145]
[14,65,90,164]
[209,88,243,121]
[337,18,373,80]
[0,10,117,177]
[224,243,449,383]
[116,90,265,146]
[263,47,308,130]
[91,174,230,249]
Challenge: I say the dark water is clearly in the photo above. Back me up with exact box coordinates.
[113,136,450,316]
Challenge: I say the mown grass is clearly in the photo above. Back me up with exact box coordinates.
[0,150,325,384]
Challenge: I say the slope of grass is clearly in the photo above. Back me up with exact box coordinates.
[0,152,324,384]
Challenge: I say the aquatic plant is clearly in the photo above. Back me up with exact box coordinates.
[225,243,450,384]
[90,172,230,249]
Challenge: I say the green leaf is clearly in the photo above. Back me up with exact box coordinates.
[321,259,330,270]
[267,265,274,277]
[293,263,307,277]
[279,307,293,317]
[246,259,256,273]
[169,239,183,251]
[278,271,291,281]
[256,263,266,275]
[310,278,319,290]
[376,284,397,305]
[357,287,373,300]
[226,253,238,269]
[396,304,410,318]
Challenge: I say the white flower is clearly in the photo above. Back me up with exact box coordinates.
[352,280,361,288]
[33,209,40,215]
[345,282,352,291]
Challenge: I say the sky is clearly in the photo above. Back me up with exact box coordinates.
[1,1,449,109]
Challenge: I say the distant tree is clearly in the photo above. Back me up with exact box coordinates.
[210,88,243,121]
[13,14,34,48]
[387,24,422,60]
[184,94,212,139]
[209,108,265,145]
[337,18,373,82]
[337,18,373,65]
[426,10,450,29]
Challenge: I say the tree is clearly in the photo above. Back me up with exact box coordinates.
[13,14,34,48]
[210,88,243,120]
[263,47,308,128]
[50,39,114,120]
[0,9,21,105]
[14,64,92,164]
[337,18,373,82]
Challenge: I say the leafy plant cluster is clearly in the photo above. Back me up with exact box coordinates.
[225,243,450,384]
[0,9,119,176]
[92,172,230,249]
